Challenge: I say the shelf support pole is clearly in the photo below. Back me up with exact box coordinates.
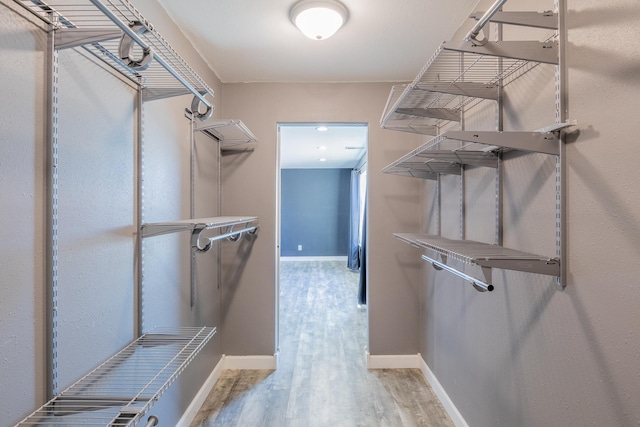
[189,112,197,308]
[135,76,144,337]
[556,0,568,289]
[45,10,60,400]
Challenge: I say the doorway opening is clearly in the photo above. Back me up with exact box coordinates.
[276,123,368,359]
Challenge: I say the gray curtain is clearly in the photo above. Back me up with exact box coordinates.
[358,193,367,305]
[347,169,360,270]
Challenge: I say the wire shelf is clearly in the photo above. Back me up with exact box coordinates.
[15,327,216,427]
[194,119,258,148]
[381,133,499,180]
[381,127,565,180]
[393,233,559,278]
[141,216,258,238]
[16,0,214,104]
[380,36,556,135]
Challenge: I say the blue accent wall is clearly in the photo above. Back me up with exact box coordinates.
[281,168,351,256]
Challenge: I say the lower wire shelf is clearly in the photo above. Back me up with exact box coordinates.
[16,326,216,427]
[394,233,560,291]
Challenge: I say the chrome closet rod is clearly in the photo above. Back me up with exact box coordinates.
[208,225,258,244]
[192,225,258,252]
[87,0,212,109]
[465,0,509,42]
[144,415,159,427]
[421,254,494,292]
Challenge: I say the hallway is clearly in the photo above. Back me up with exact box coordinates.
[191,260,453,427]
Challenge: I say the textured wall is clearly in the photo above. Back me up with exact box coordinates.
[0,6,47,425]
[280,168,351,257]
[419,0,640,426]
[54,43,137,392]
[220,82,423,356]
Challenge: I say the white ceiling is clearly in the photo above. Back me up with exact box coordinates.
[155,0,481,168]
[279,124,367,169]
[157,0,481,83]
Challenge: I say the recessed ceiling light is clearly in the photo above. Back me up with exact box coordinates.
[318,145,328,151]
[316,126,328,132]
[319,158,327,162]
[345,146,365,150]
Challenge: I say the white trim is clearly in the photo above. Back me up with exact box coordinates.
[175,356,225,427]
[366,352,421,369]
[280,256,348,262]
[223,353,279,370]
[418,354,469,427]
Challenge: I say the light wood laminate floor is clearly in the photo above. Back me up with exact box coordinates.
[191,260,454,427]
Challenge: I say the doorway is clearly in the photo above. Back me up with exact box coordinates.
[276,123,368,358]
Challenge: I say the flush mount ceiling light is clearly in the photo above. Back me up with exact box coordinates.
[290,0,349,40]
[316,125,329,131]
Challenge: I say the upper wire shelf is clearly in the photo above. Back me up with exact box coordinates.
[380,22,558,135]
[16,0,214,109]
[15,326,216,427]
[381,128,563,180]
[194,119,258,148]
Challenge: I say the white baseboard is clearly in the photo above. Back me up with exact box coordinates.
[223,353,279,370]
[176,356,225,427]
[280,256,347,262]
[366,352,421,369]
[418,354,469,427]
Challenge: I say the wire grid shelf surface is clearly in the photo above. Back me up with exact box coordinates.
[194,119,258,147]
[15,326,216,426]
[380,43,530,134]
[141,216,258,238]
[17,0,214,100]
[393,233,554,266]
[381,134,499,179]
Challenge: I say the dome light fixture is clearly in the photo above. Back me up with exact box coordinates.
[290,0,349,41]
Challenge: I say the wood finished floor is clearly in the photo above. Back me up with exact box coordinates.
[190,260,454,427]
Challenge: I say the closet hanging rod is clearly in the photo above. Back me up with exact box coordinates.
[192,225,258,252]
[87,0,211,109]
[465,0,509,44]
[421,254,494,292]
[144,416,159,427]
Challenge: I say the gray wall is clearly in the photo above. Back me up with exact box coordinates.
[0,1,225,425]
[220,82,423,356]
[0,5,47,422]
[418,0,640,426]
[280,168,351,257]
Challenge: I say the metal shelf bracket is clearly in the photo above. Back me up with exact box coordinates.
[443,40,559,65]
[416,82,500,100]
[54,28,122,49]
[396,107,461,122]
[470,10,558,30]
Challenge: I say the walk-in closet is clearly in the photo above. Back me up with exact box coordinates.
[2,0,640,426]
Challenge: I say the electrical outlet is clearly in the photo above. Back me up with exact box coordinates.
[298,245,302,251]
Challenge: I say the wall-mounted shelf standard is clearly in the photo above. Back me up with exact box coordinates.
[380,15,558,135]
[141,216,258,252]
[16,0,215,115]
[394,233,559,292]
[381,128,566,180]
[15,327,215,427]
[193,119,258,148]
